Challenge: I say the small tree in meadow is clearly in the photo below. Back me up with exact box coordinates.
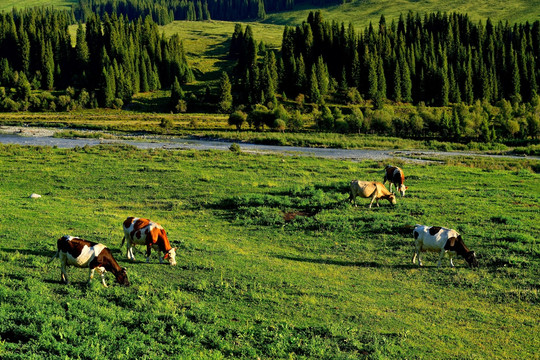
[228,111,247,131]
[218,72,233,113]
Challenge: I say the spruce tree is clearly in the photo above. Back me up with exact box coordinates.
[42,42,55,90]
[170,76,184,110]
[393,61,402,102]
[309,66,321,103]
[368,56,378,100]
[218,71,233,112]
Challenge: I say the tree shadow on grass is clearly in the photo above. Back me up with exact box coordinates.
[275,254,381,268]
[0,247,52,258]
[276,254,418,269]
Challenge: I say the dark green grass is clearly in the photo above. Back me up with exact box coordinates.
[0,144,538,358]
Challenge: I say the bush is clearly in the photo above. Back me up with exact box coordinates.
[174,99,188,113]
[1,97,19,112]
[228,111,247,130]
[316,106,334,131]
[112,98,124,109]
[273,119,286,132]
[160,118,174,129]
[229,143,241,153]
[345,107,364,134]
[288,110,304,131]
[371,109,393,134]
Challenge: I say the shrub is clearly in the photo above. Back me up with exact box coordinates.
[288,110,304,131]
[228,111,247,130]
[229,143,241,153]
[160,118,174,129]
[345,107,364,134]
[273,119,286,132]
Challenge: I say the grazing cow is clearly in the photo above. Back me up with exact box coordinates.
[383,165,408,197]
[412,225,478,268]
[122,217,177,266]
[50,235,129,287]
[349,180,397,208]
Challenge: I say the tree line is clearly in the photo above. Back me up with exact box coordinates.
[225,12,540,140]
[75,0,344,24]
[276,11,540,106]
[0,9,193,111]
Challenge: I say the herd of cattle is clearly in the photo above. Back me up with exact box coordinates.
[50,165,478,287]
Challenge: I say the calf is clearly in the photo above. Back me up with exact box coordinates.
[383,165,408,196]
[51,235,129,287]
[412,225,478,268]
[349,180,397,208]
[122,217,177,266]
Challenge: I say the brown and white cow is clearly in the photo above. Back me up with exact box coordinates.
[412,225,478,268]
[122,217,177,266]
[50,235,129,287]
[349,180,397,208]
[383,165,408,197]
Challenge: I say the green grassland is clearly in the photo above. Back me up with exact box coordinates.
[0,0,76,12]
[159,20,284,93]
[0,144,538,358]
[264,0,540,29]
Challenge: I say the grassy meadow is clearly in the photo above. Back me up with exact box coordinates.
[0,0,76,12]
[0,144,538,359]
[265,0,540,29]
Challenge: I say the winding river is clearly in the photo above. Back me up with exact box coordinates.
[0,126,537,163]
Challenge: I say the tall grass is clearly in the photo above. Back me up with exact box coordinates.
[0,144,538,358]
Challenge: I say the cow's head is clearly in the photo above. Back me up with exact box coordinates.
[399,185,408,197]
[116,267,130,286]
[464,251,478,268]
[163,248,177,266]
[386,193,397,205]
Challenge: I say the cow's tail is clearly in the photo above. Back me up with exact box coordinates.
[48,250,59,264]
[121,236,125,247]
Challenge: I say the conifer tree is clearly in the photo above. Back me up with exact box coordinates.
[309,66,321,103]
[170,76,184,110]
[393,61,402,102]
[42,42,55,90]
[377,57,386,99]
[218,72,233,112]
[368,56,378,100]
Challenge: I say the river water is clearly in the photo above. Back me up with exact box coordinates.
[0,127,537,163]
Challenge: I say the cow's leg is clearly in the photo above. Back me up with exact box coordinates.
[88,268,95,284]
[369,195,376,208]
[60,260,69,284]
[437,249,446,268]
[413,241,422,266]
[126,240,136,261]
[98,268,108,287]
[158,250,164,264]
[146,245,152,263]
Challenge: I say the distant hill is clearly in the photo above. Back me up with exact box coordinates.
[2,0,539,28]
[264,0,540,29]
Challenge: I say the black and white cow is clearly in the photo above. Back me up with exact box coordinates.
[50,235,129,287]
[412,225,478,268]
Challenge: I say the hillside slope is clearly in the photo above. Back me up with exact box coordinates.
[265,0,540,28]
